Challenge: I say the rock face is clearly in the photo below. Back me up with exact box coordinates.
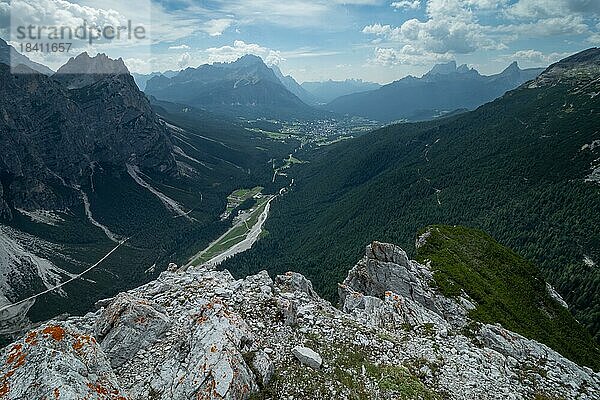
[54,52,130,89]
[0,53,176,219]
[0,322,126,399]
[1,243,599,399]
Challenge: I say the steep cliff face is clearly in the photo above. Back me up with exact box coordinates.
[0,54,176,218]
[2,240,598,399]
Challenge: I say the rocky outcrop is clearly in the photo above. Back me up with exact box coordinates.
[0,322,126,399]
[292,346,322,369]
[54,52,130,89]
[530,47,600,87]
[1,243,598,399]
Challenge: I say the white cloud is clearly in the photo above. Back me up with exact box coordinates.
[363,1,499,58]
[177,52,191,68]
[362,0,597,67]
[505,49,570,64]
[168,44,190,50]
[391,1,421,10]
[369,45,453,66]
[206,40,284,65]
[201,18,234,37]
[507,0,600,19]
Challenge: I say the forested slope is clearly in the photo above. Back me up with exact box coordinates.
[223,49,600,339]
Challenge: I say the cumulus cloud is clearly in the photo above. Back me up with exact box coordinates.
[369,45,453,66]
[507,0,600,19]
[201,18,234,37]
[362,0,597,67]
[206,40,284,65]
[8,0,127,31]
[391,1,421,10]
[363,0,499,62]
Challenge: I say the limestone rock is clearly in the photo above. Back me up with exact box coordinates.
[2,243,598,399]
[251,350,275,387]
[275,272,318,298]
[292,346,323,369]
[94,293,170,368]
[0,322,126,399]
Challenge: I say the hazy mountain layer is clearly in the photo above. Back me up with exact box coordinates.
[302,79,382,104]
[327,61,544,122]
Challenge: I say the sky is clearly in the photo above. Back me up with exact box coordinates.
[1,0,599,84]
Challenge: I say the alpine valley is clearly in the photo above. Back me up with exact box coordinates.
[0,31,599,400]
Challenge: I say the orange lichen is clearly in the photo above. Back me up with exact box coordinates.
[13,354,26,369]
[210,345,218,353]
[42,326,66,342]
[53,387,60,399]
[87,382,109,395]
[0,381,8,396]
[134,316,147,324]
[6,344,23,364]
[25,331,38,345]
[73,335,93,352]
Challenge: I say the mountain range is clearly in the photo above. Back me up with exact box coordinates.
[145,55,321,119]
[327,61,545,122]
[1,35,600,397]
[302,79,382,104]
[132,70,179,91]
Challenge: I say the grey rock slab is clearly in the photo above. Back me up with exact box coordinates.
[292,346,323,369]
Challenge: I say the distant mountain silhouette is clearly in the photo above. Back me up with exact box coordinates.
[145,55,321,119]
[327,61,544,122]
[302,79,382,104]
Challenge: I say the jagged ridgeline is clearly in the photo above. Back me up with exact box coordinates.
[416,225,600,370]
[1,236,598,398]
[222,48,600,341]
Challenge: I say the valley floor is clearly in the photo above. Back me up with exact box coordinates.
[187,191,275,267]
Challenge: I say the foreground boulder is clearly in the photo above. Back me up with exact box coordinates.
[292,346,323,369]
[0,322,125,399]
[1,242,599,399]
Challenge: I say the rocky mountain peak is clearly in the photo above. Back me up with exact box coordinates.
[54,52,130,89]
[233,54,264,66]
[56,52,129,76]
[2,241,597,399]
[427,60,458,75]
[501,61,520,74]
